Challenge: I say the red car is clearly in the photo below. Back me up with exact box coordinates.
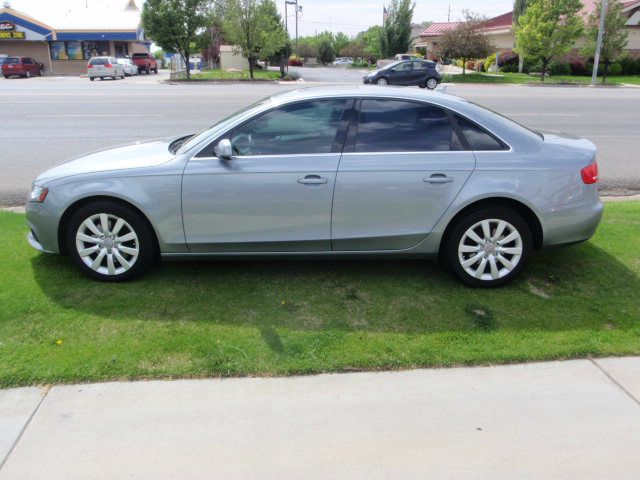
[2,57,43,78]
[131,53,158,74]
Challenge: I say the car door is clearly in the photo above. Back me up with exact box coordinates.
[182,98,352,253]
[388,61,413,85]
[331,98,476,251]
[410,61,429,85]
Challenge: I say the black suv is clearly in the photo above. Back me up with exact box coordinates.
[363,60,442,89]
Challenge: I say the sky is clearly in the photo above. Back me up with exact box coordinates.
[7,0,514,37]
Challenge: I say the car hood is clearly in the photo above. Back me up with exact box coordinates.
[35,139,176,184]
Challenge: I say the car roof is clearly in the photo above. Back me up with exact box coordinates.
[269,86,468,109]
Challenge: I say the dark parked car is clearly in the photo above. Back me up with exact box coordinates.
[2,57,43,78]
[364,60,442,89]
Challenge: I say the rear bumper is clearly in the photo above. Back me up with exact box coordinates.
[542,200,604,248]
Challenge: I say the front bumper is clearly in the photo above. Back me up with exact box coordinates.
[25,200,61,254]
[363,76,375,84]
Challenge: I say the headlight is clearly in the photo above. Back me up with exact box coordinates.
[29,185,48,203]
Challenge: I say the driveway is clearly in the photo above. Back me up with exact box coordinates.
[1,357,640,479]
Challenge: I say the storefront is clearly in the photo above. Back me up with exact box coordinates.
[0,3,151,75]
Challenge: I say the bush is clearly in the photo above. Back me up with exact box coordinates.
[288,55,303,67]
[608,62,623,76]
[484,53,496,72]
[317,38,336,65]
[620,56,640,75]
[548,61,571,76]
[474,60,484,72]
[569,58,588,76]
[465,60,475,71]
[498,50,519,72]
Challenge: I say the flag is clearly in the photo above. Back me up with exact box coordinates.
[383,6,389,23]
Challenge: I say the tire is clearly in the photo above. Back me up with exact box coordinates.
[25,70,31,78]
[3,75,8,79]
[376,77,388,86]
[146,66,150,74]
[425,77,438,90]
[90,77,95,81]
[65,200,157,282]
[153,67,158,74]
[38,68,43,76]
[444,206,532,288]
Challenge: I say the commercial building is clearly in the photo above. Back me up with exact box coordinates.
[417,0,640,58]
[0,0,151,75]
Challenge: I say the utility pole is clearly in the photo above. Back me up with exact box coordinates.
[591,0,608,86]
[447,4,451,22]
[285,0,299,55]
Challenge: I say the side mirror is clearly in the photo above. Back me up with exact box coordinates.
[215,139,233,160]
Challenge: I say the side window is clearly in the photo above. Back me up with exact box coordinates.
[412,61,428,71]
[395,61,412,72]
[23,58,32,64]
[229,99,347,156]
[354,99,460,152]
[455,114,507,151]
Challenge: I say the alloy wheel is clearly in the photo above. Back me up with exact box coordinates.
[457,219,523,281]
[426,78,438,89]
[377,78,388,86]
[75,213,139,276]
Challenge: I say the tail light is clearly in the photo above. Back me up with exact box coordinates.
[106,63,112,68]
[581,161,598,184]
[87,64,93,68]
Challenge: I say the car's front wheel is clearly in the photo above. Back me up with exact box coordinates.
[445,206,532,287]
[425,77,438,89]
[376,77,388,86]
[66,201,157,282]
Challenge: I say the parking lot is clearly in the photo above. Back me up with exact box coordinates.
[1,70,639,205]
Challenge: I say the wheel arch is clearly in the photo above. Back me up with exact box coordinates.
[57,195,160,256]
[439,197,544,255]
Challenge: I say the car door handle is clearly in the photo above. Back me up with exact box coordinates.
[424,174,454,184]
[298,175,328,185]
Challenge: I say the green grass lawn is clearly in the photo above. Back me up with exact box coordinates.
[443,72,640,85]
[188,69,282,81]
[1,202,639,387]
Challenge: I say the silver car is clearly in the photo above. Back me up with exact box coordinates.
[87,56,125,81]
[25,86,602,287]
[116,58,139,77]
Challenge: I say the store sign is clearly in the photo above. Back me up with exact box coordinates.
[0,21,24,38]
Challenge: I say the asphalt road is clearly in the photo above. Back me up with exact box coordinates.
[1,69,638,205]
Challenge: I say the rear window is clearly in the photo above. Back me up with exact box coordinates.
[132,53,148,59]
[89,57,109,65]
[4,57,20,65]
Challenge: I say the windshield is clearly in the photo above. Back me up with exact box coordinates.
[132,53,148,59]
[177,97,272,154]
[380,61,402,71]
[89,57,109,65]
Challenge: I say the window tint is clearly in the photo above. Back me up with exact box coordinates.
[132,53,149,59]
[22,58,32,64]
[355,99,460,152]
[394,61,412,72]
[413,61,429,70]
[4,57,19,64]
[229,99,347,156]
[455,114,507,151]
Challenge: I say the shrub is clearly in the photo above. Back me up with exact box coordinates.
[608,62,623,76]
[620,56,640,75]
[569,58,588,76]
[497,50,519,72]
[455,59,464,68]
[288,55,303,67]
[548,61,571,76]
[317,38,336,65]
[484,53,496,72]
[465,60,476,71]
[474,60,484,72]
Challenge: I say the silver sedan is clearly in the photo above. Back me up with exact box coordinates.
[26,86,603,287]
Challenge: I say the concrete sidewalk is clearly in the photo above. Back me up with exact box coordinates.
[1,357,639,480]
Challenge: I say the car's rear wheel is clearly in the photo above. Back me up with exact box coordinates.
[426,77,438,89]
[89,77,95,81]
[66,201,157,282]
[376,77,388,86]
[25,70,31,78]
[38,68,43,76]
[146,66,150,74]
[445,206,532,287]
[153,67,158,74]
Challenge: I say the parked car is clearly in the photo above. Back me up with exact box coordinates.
[25,86,602,286]
[333,57,353,66]
[2,57,43,78]
[116,58,139,76]
[364,60,442,89]
[395,54,421,61]
[87,56,125,81]
[131,52,158,74]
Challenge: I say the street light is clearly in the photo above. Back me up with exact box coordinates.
[591,0,608,86]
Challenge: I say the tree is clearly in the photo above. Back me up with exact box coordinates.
[513,0,528,72]
[317,37,336,64]
[297,40,318,59]
[380,0,415,57]
[340,40,367,60]
[333,32,351,55]
[582,0,628,83]
[515,0,583,82]
[434,10,494,74]
[141,0,211,79]
[357,25,384,60]
[217,0,288,79]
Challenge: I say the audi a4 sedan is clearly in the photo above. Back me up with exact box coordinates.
[26,86,602,287]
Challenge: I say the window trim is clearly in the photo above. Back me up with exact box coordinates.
[451,111,510,152]
[194,98,354,159]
